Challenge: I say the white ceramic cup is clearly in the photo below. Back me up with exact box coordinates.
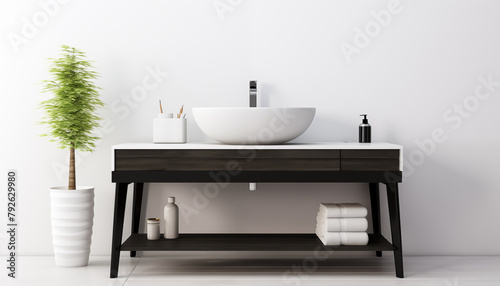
[153,114,187,143]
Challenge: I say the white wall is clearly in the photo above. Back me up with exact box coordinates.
[1,0,499,256]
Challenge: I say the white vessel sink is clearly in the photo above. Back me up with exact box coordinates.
[193,107,316,145]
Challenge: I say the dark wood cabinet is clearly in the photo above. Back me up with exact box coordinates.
[109,143,404,278]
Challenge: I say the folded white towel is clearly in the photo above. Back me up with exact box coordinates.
[319,203,367,218]
[316,212,368,232]
[315,228,369,246]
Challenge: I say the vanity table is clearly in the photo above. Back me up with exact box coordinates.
[109,142,404,278]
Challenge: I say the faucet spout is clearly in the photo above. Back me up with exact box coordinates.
[249,80,257,107]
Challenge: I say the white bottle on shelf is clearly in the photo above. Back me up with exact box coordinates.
[164,197,179,239]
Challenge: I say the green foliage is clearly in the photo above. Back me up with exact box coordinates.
[40,45,104,152]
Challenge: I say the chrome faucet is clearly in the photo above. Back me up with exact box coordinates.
[249,80,257,107]
[249,80,258,191]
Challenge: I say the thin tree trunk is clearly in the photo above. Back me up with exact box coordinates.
[69,146,76,190]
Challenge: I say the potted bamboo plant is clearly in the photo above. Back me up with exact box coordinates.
[40,45,104,267]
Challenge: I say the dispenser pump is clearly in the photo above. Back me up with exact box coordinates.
[361,114,368,124]
[359,114,371,143]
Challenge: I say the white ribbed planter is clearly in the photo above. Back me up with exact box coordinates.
[50,186,94,267]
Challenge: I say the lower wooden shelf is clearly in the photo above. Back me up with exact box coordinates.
[121,233,394,252]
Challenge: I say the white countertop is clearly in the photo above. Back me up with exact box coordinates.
[112,142,403,150]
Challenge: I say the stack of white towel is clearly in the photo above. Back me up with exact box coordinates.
[315,203,369,246]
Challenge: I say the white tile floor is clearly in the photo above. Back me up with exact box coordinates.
[2,254,500,286]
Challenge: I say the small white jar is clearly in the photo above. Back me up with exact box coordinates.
[146,218,160,240]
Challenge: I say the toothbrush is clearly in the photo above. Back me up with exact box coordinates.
[177,105,184,118]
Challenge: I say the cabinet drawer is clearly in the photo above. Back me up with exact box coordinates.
[115,149,340,171]
[341,150,400,171]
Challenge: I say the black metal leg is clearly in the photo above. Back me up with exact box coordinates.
[110,183,129,278]
[369,183,382,257]
[130,183,144,257]
[386,183,404,278]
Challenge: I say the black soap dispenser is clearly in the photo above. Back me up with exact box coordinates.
[359,114,371,143]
